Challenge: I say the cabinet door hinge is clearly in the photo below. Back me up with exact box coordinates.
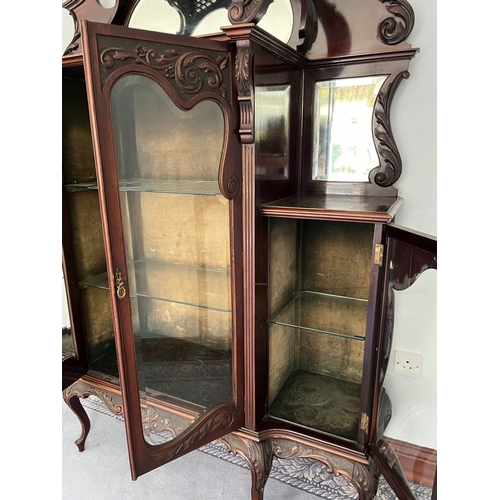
[374,244,384,267]
[360,412,369,433]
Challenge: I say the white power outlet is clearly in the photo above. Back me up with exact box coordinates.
[394,350,422,378]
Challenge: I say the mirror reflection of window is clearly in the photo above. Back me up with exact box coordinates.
[258,0,293,44]
[128,0,182,34]
[312,76,387,183]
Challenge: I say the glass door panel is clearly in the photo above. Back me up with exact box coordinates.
[62,72,116,382]
[109,74,233,445]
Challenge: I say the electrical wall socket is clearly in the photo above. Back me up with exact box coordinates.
[394,350,422,378]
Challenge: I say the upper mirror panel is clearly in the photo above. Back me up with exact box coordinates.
[128,0,293,44]
[312,76,387,183]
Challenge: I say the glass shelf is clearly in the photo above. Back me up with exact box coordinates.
[79,260,231,312]
[268,291,367,340]
[66,179,221,196]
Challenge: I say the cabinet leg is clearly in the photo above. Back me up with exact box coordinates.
[220,435,273,500]
[63,391,90,452]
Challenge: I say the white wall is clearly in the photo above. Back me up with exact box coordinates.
[61,0,438,446]
[381,0,437,449]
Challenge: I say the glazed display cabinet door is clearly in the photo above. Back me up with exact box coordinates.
[371,224,437,499]
[81,20,243,479]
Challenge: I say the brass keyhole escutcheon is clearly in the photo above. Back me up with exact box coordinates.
[115,269,126,300]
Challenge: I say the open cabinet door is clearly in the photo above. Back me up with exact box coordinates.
[370,224,437,499]
[81,20,244,479]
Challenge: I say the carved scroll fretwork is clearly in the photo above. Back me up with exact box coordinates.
[62,0,119,56]
[149,403,236,463]
[369,70,409,187]
[228,0,274,24]
[141,405,183,436]
[99,44,230,100]
[221,435,379,500]
[271,439,378,500]
[377,0,415,45]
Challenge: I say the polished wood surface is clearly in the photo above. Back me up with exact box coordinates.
[261,193,402,222]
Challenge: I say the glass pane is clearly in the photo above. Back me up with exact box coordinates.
[255,84,290,179]
[378,263,437,496]
[63,75,117,378]
[62,274,75,359]
[110,74,232,446]
[267,218,373,440]
[312,76,387,182]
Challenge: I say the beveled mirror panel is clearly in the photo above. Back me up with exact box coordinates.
[110,74,233,446]
[312,76,387,183]
[255,84,291,179]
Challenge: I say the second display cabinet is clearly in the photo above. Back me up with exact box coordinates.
[62,1,437,499]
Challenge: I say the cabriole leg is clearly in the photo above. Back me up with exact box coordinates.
[63,388,90,452]
[220,435,274,500]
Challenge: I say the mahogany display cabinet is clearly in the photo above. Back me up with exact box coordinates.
[62,1,437,498]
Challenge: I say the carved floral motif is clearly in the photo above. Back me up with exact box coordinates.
[100,45,229,98]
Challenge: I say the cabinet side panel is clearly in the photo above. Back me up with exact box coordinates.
[268,218,298,404]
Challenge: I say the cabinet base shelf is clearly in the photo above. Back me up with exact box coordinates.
[268,369,361,441]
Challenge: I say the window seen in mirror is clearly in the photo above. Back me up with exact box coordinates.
[312,76,387,183]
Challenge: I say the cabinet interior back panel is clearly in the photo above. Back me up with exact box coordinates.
[62,76,96,184]
[67,191,107,281]
[124,192,230,270]
[301,220,373,300]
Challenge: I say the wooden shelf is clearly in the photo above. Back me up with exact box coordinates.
[260,193,402,222]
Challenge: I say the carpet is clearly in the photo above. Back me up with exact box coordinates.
[79,396,432,499]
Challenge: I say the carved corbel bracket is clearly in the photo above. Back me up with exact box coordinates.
[234,41,255,144]
[369,70,410,187]
[377,0,415,45]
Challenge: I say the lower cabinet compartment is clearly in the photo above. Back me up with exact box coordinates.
[266,217,375,442]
